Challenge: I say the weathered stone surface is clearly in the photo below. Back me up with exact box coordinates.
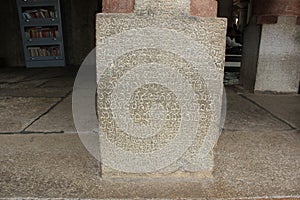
[0,130,300,198]
[0,97,60,133]
[0,66,299,197]
[26,95,76,133]
[0,87,71,98]
[255,16,300,93]
[96,5,226,177]
[134,0,190,16]
[245,94,300,129]
[224,91,291,131]
[190,0,217,17]
[40,77,75,88]
[103,0,135,13]
[103,0,218,17]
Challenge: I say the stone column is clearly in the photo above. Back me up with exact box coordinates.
[238,8,248,32]
[255,16,300,93]
[102,0,218,17]
[96,0,226,178]
[241,0,300,93]
[102,0,135,13]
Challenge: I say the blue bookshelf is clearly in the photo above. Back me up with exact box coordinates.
[17,0,65,68]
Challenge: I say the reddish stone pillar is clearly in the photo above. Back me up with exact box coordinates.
[102,0,218,17]
[190,0,217,17]
[102,0,135,13]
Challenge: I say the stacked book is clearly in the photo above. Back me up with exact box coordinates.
[22,8,56,19]
[28,46,60,57]
[25,27,58,39]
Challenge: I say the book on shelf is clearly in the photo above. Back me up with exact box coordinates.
[17,0,65,67]
[28,46,61,57]
[22,8,56,19]
[25,27,59,39]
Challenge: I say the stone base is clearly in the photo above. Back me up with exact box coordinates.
[100,165,214,179]
[96,13,226,177]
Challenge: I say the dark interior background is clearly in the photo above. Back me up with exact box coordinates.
[0,0,101,67]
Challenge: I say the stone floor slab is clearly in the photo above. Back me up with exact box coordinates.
[224,89,292,131]
[0,68,33,83]
[40,77,75,88]
[244,94,300,130]
[0,87,71,98]
[0,131,299,198]
[0,79,47,89]
[0,67,299,198]
[26,95,76,133]
[0,97,60,133]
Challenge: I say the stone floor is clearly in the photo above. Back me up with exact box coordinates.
[0,67,299,199]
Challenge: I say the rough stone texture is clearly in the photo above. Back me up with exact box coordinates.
[26,95,76,133]
[255,16,300,93]
[96,3,226,177]
[103,0,135,13]
[0,97,60,133]
[0,68,299,198]
[102,0,218,17]
[134,0,190,16]
[190,0,217,17]
[0,130,299,198]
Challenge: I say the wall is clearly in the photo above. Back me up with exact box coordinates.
[61,0,100,66]
[253,0,300,16]
[0,1,24,67]
[254,16,300,93]
[217,0,233,26]
[0,0,99,67]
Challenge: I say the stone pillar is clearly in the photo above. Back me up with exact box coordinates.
[96,0,226,177]
[190,0,218,17]
[102,0,218,17]
[238,8,248,32]
[134,0,190,16]
[255,16,300,93]
[240,16,262,92]
[102,0,135,13]
[241,0,300,93]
